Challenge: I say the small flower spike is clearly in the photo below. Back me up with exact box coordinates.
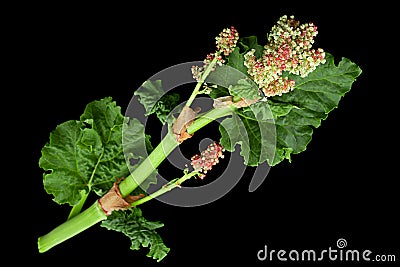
[190,141,225,179]
[191,26,239,82]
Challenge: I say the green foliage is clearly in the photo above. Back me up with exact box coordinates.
[206,64,260,100]
[39,97,168,261]
[269,53,362,164]
[220,101,276,166]
[101,208,170,262]
[135,80,180,124]
[39,97,138,205]
[37,25,362,262]
[219,53,362,166]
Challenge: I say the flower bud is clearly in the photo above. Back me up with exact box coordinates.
[190,142,224,179]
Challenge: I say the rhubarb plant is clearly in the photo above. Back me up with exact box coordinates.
[37,15,362,262]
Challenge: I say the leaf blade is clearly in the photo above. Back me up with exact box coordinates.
[39,97,151,205]
[219,53,362,167]
[101,208,170,262]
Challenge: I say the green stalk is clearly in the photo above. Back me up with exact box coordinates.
[118,106,232,196]
[132,171,199,207]
[119,54,227,196]
[67,190,89,220]
[38,107,233,252]
[67,151,104,219]
[185,56,218,107]
[39,46,235,254]
[186,106,233,135]
[38,97,232,252]
[118,131,179,197]
[38,201,107,253]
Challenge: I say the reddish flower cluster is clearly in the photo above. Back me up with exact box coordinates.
[216,26,239,56]
[190,142,224,179]
[192,27,239,81]
[244,15,326,97]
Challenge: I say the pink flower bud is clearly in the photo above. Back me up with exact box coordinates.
[215,26,239,56]
[190,142,224,179]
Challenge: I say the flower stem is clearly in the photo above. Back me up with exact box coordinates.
[118,57,227,197]
[186,106,233,135]
[132,171,199,207]
[118,106,232,196]
[67,190,89,220]
[185,56,218,107]
[118,131,179,197]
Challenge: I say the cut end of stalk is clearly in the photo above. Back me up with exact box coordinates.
[36,202,108,253]
[37,237,48,253]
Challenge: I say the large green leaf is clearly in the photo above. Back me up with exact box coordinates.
[101,208,170,262]
[220,101,276,166]
[219,53,362,166]
[39,97,151,205]
[269,53,362,164]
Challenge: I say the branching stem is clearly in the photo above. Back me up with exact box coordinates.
[38,106,232,252]
[185,56,218,107]
[132,171,200,207]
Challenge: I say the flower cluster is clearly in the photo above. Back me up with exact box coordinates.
[216,26,239,56]
[244,15,326,97]
[191,26,239,82]
[190,141,224,179]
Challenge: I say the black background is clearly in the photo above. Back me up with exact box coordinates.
[18,1,399,266]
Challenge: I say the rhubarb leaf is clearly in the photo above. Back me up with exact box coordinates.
[101,208,170,262]
[269,53,362,164]
[219,101,276,166]
[39,97,151,206]
[219,53,362,166]
[135,79,180,124]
